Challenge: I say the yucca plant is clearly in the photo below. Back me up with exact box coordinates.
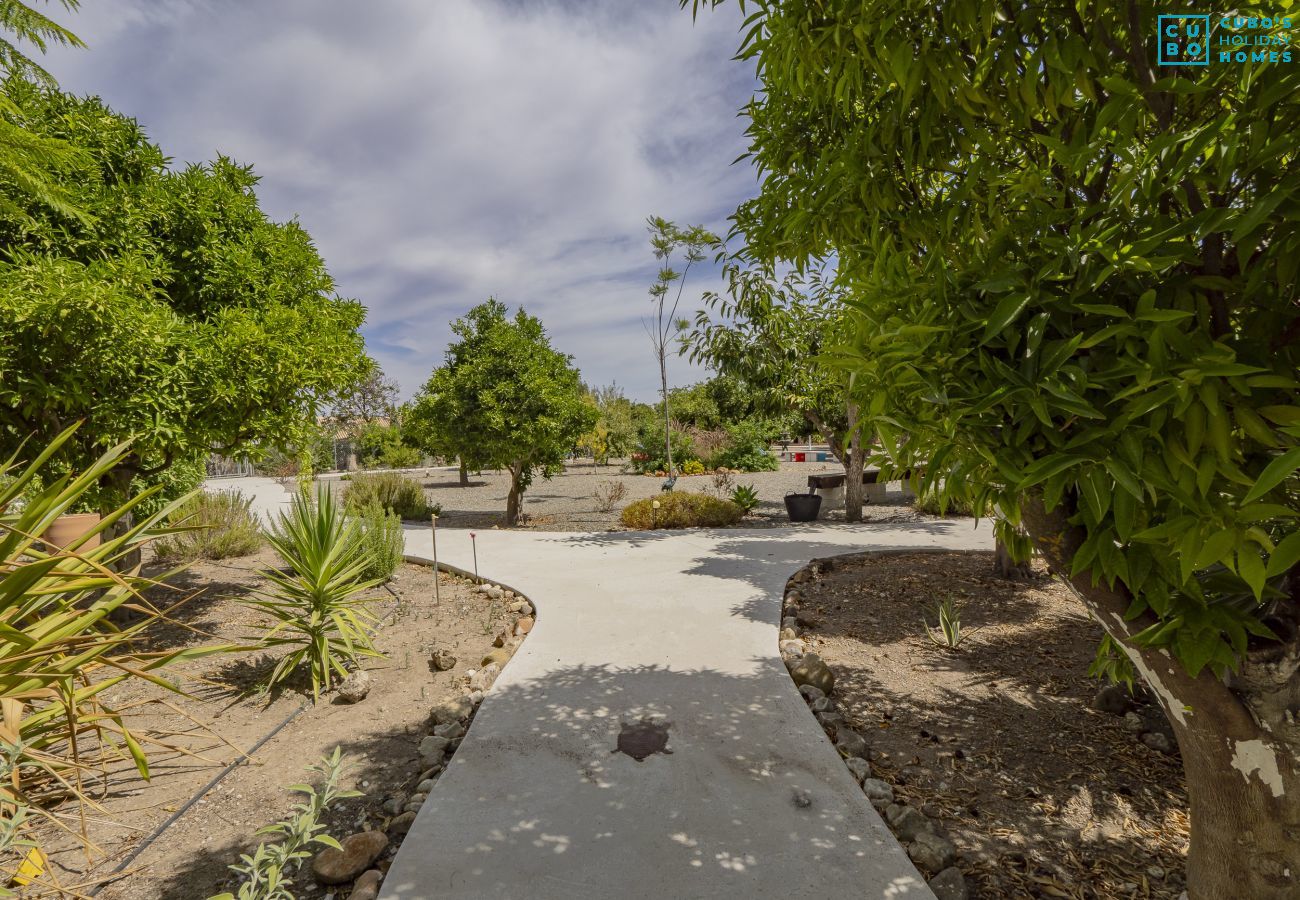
[248,486,383,700]
[923,596,980,650]
[0,425,224,880]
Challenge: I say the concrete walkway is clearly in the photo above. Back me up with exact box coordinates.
[383,521,994,900]
[205,478,994,898]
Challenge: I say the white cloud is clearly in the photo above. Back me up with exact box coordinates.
[44,0,756,401]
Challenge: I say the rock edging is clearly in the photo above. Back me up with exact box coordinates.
[780,556,969,900]
[312,570,536,899]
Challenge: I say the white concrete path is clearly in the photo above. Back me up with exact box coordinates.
[383,520,994,900]
[206,478,995,898]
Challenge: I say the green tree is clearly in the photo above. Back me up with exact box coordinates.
[644,216,719,476]
[0,84,369,504]
[409,300,594,525]
[692,2,1300,893]
[687,264,868,520]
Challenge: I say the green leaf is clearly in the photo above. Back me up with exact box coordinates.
[1243,447,1300,503]
[1265,531,1300,577]
[980,294,1032,344]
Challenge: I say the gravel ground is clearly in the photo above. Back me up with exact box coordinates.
[331,459,933,530]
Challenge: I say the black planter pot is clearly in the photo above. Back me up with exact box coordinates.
[784,492,822,523]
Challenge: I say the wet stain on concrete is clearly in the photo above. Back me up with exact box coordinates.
[612,719,673,761]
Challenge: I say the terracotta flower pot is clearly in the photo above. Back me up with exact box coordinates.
[43,512,102,551]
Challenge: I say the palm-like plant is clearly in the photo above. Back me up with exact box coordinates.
[0,426,220,872]
[249,487,383,701]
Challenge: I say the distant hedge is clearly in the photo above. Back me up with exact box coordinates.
[620,492,743,529]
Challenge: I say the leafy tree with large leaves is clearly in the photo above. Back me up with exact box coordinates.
[691,1,1300,894]
[0,82,369,504]
[409,300,594,525]
[686,264,868,520]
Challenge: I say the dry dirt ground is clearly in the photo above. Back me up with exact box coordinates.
[33,548,513,900]
[795,551,1190,900]
[328,459,928,530]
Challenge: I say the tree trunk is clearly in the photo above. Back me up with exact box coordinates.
[993,536,1032,580]
[660,353,673,477]
[1021,496,1300,898]
[459,459,469,486]
[505,462,523,527]
[844,401,863,523]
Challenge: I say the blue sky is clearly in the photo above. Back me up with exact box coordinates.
[43,0,758,403]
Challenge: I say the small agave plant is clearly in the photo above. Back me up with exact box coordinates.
[923,596,979,650]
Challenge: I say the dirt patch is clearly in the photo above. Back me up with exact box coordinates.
[795,551,1189,899]
[34,549,521,900]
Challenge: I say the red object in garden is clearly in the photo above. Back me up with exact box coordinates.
[794,452,806,462]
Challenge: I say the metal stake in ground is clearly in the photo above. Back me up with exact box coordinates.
[431,512,440,606]
[470,531,480,583]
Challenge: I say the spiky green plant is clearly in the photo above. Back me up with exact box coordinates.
[355,501,404,582]
[248,486,383,700]
[209,747,360,900]
[730,483,759,514]
[0,425,227,872]
[923,596,979,650]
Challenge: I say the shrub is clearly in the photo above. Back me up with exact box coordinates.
[593,479,628,512]
[249,486,384,700]
[0,427,225,862]
[209,747,359,900]
[356,501,404,581]
[153,490,264,562]
[630,425,698,474]
[708,420,779,472]
[620,492,744,529]
[709,470,735,498]
[731,484,760,514]
[915,491,974,517]
[379,442,421,469]
[344,472,435,519]
[681,460,705,476]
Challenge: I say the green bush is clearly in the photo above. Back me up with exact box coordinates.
[343,472,436,519]
[707,419,780,472]
[620,492,744,529]
[631,426,698,474]
[915,491,973,517]
[356,501,404,581]
[379,442,422,469]
[681,459,705,475]
[731,483,760,513]
[154,490,264,562]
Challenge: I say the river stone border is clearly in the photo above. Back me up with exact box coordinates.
[310,567,536,899]
[779,548,985,900]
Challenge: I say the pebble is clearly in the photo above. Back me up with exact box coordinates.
[928,866,968,900]
[798,684,825,703]
[350,869,384,900]
[381,796,404,816]
[430,649,457,671]
[312,831,388,885]
[336,670,372,703]
[470,663,500,692]
[885,803,934,842]
[417,778,437,793]
[907,831,957,873]
[779,627,799,641]
[844,757,871,783]
[781,616,799,632]
[1141,731,1176,754]
[480,648,511,668]
[418,736,450,766]
[514,616,534,635]
[387,812,416,837]
[860,778,893,809]
[434,720,466,740]
[789,652,835,695]
[430,696,473,725]
[835,728,868,759]
[809,697,831,713]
